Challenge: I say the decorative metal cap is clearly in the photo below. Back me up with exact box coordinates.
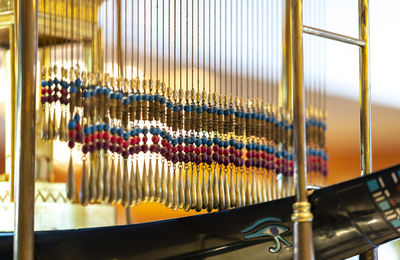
[291,201,313,222]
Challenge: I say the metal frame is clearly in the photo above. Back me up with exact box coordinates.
[286,0,372,259]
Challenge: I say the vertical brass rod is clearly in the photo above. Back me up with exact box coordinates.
[117,0,123,78]
[291,0,315,259]
[9,24,16,202]
[282,0,293,112]
[358,0,375,259]
[13,0,38,259]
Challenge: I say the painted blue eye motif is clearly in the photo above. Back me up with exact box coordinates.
[241,217,292,253]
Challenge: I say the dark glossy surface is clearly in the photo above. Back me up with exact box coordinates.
[1,164,400,259]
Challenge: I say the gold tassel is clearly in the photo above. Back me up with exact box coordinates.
[88,154,97,204]
[102,152,110,203]
[129,159,137,206]
[109,156,117,205]
[116,156,122,204]
[122,158,130,207]
[80,158,89,206]
[66,153,76,201]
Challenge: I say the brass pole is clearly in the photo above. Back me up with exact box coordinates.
[291,0,315,259]
[358,0,375,259]
[13,0,38,259]
[9,24,16,202]
[282,0,293,112]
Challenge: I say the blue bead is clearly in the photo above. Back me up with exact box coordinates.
[149,95,155,102]
[229,139,235,146]
[160,97,167,104]
[196,107,203,113]
[189,137,195,144]
[213,137,220,145]
[202,105,208,110]
[117,93,123,100]
[75,79,82,87]
[48,80,54,86]
[166,134,172,141]
[178,136,184,144]
[95,86,102,95]
[184,105,191,112]
[223,141,229,148]
[160,131,167,138]
[129,129,135,136]
[245,144,251,150]
[166,101,173,108]
[149,127,156,135]
[245,113,251,119]
[68,120,77,130]
[217,109,224,115]
[235,111,241,117]
[73,114,80,123]
[109,92,116,99]
[207,139,213,147]
[142,128,149,135]
[117,128,123,136]
[142,94,149,101]
[135,128,142,135]
[171,139,178,146]
[61,81,69,89]
[201,137,207,145]
[68,86,77,94]
[123,133,130,140]
[195,139,202,147]
[41,81,48,87]
[184,137,191,144]
[223,109,230,116]
[103,88,110,95]
[172,105,179,112]
[110,127,116,134]
[122,97,130,105]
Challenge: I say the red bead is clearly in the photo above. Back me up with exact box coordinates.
[171,146,178,154]
[177,145,183,152]
[194,147,201,154]
[142,136,148,143]
[246,152,253,158]
[75,124,82,131]
[222,149,229,156]
[68,140,75,148]
[228,147,236,154]
[68,130,77,138]
[183,146,190,153]
[117,137,123,144]
[235,150,242,157]
[151,136,160,143]
[135,136,141,144]
[130,138,135,145]
[212,145,219,152]
[141,144,149,153]
[47,89,53,94]
[206,147,212,155]
[122,141,129,148]
[41,88,47,95]
[95,132,101,139]
[84,136,90,143]
[165,142,172,150]
[217,148,223,155]
[200,146,207,153]
[110,136,116,143]
[102,132,109,139]
[161,139,168,146]
[150,144,161,153]
[60,89,68,96]
[187,145,194,152]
